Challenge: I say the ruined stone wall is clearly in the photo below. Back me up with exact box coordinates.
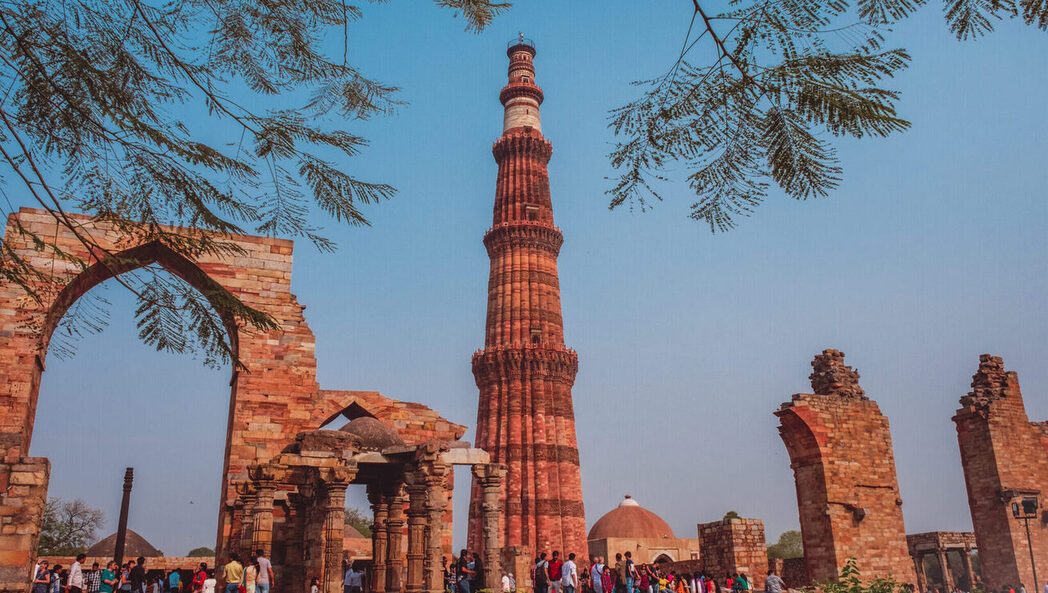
[775,350,915,585]
[768,558,810,588]
[953,355,1048,591]
[698,518,767,585]
[0,458,49,588]
[0,209,466,593]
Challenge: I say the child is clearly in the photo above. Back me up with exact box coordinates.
[309,578,319,593]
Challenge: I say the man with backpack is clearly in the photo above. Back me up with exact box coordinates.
[534,553,550,593]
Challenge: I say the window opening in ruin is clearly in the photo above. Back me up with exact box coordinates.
[525,205,539,221]
[522,76,530,83]
[530,328,542,344]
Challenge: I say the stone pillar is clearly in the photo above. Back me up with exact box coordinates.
[369,485,390,593]
[961,549,976,591]
[473,464,507,592]
[914,554,928,593]
[386,484,408,593]
[425,473,449,593]
[249,465,283,558]
[937,549,954,592]
[322,466,356,593]
[406,483,428,593]
[238,489,258,557]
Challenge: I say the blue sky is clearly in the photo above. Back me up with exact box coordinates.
[24,1,1048,556]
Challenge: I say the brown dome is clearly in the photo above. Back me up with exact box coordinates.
[587,495,675,540]
[344,525,366,539]
[86,529,162,558]
[339,416,405,450]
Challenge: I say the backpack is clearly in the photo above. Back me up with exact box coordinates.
[535,562,548,587]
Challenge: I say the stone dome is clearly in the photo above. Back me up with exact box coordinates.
[339,416,405,450]
[85,529,162,558]
[587,495,675,540]
[344,525,366,539]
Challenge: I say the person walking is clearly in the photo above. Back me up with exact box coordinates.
[244,556,258,593]
[549,552,564,593]
[100,563,118,593]
[535,553,550,593]
[764,570,785,593]
[562,554,578,593]
[344,562,364,593]
[69,554,85,593]
[255,550,274,593]
[130,559,146,593]
[591,558,606,593]
[222,554,244,593]
[86,563,102,593]
[33,560,51,593]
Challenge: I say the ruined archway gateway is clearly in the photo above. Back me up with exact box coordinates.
[0,208,505,593]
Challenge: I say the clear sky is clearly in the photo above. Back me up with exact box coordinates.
[23,1,1048,557]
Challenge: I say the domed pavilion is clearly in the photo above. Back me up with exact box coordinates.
[587,495,700,565]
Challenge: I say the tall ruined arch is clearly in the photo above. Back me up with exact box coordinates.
[0,208,469,592]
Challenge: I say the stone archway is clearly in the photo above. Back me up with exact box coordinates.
[0,209,468,593]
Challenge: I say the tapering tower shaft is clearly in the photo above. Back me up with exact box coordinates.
[468,38,587,558]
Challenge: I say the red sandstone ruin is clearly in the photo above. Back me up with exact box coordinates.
[954,355,1048,591]
[776,349,916,585]
[0,208,506,593]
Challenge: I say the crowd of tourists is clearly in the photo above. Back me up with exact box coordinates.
[439,549,787,593]
[522,552,786,593]
[31,550,275,593]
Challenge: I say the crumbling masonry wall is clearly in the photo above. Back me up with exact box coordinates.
[953,355,1048,591]
[776,349,915,585]
[0,209,465,593]
[698,518,768,585]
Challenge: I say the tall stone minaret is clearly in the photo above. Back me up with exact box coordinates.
[467,37,587,558]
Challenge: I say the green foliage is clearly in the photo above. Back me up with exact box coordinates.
[607,0,1048,232]
[345,506,373,538]
[0,0,506,366]
[38,497,105,556]
[767,530,803,560]
[188,547,215,557]
[723,510,741,519]
[819,558,898,593]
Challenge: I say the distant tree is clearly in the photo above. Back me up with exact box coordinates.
[187,547,214,557]
[0,0,508,367]
[38,497,105,555]
[345,506,373,538]
[723,510,740,520]
[608,0,1048,232]
[767,530,803,560]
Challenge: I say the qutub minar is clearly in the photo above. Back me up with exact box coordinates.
[467,37,588,557]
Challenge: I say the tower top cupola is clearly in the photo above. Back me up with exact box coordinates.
[500,34,543,132]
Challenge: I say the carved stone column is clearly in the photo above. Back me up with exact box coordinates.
[472,464,507,592]
[235,482,258,557]
[322,465,357,593]
[936,549,954,592]
[249,464,284,558]
[385,483,408,593]
[914,554,928,593]
[405,482,428,593]
[424,470,449,593]
[369,484,391,593]
[961,548,976,591]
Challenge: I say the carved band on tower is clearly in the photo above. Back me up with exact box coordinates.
[468,38,587,558]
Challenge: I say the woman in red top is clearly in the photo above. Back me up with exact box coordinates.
[191,564,208,593]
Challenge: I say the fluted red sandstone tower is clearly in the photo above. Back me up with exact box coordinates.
[467,38,587,557]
